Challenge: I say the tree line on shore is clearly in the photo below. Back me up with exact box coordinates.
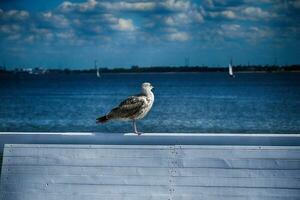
[0,64,300,74]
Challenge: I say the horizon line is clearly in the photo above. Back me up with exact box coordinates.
[2,64,300,70]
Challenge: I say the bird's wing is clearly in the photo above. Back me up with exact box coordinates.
[108,95,146,119]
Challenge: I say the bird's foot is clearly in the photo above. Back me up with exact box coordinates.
[134,131,143,136]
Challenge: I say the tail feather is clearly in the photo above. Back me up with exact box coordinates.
[96,115,109,124]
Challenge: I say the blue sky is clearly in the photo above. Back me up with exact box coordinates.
[0,0,299,69]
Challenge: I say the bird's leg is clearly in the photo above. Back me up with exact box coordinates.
[133,120,137,133]
[133,120,142,136]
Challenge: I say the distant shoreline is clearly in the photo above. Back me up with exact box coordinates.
[1,71,300,76]
[1,65,300,75]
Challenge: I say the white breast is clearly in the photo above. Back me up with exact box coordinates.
[136,91,154,119]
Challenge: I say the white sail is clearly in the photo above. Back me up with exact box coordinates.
[228,63,234,76]
[96,68,100,77]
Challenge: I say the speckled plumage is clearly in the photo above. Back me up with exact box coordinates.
[96,82,154,135]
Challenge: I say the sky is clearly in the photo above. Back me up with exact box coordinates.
[0,0,299,69]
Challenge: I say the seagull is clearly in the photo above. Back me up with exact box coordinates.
[96,82,154,135]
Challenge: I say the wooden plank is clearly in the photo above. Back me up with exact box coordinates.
[176,158,300,169]
[171,176,300,188]
[1,192,169,200]
[3,165,170,176]
[7,144,300,150]
[172,186,300,197]
[124,133,300,137]
[5,144,173,149]
[175,145,300,150]
[2,133,300,154]
[176,149,300,159]
[2,156,172,167]
[2,132,300,137]
[2,192,299,200]
[4,156,299,169]
[2,182,170,194]
[172,194,300,200]
[4,147,172,158]
[3,174,300,189]
[0,132,95,136]
[2,183,300,198]
[5,165,300,178]
[173,168,300,178]
[2,174,170,186]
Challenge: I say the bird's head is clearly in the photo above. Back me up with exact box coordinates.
[142,82,154,91]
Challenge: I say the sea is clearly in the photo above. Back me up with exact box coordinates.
[0,72,299,134]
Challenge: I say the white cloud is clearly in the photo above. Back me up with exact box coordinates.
[102,14,118,24]
[56,31,75,39]
[222,10,236,19]
[189,10,204,23]
[59,0,97,12]
[79,0,98,12]
[168,31,190,41]
[111,18,135,31]
[100,0,193,13]
[0,24,21,34]
[206,6,276,21]
[221,24,240,31]
[41,12,69,28]
[215,24,272,45]
[0,9,29,21]
[59,1,73,12]
[55,0,204,42]
[165,16,176,26]
[176,13,190,24]
[161,0,191,11]
[101,1,156,11]
[208,10,236,20]
[164,11,203,27]
[241,7,272,19]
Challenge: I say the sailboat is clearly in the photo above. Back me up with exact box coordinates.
[96,67,100,78]
[228,60,235,78]
[95,60,100,78]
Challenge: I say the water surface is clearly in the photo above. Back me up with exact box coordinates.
[0,72,299,133]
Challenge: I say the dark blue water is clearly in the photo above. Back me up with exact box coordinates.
[0,72,299,133]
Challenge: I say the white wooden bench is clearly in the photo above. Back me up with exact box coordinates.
[1,144,300,200]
